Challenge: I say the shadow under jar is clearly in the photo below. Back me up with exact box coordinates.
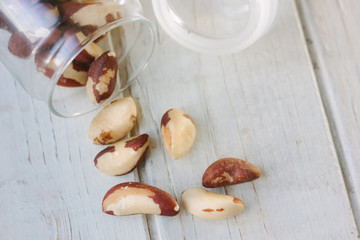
[0,0,156,117]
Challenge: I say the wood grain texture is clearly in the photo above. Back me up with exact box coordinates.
[0,70,150,239]
[296,0,360,230]
[0,0,358,239]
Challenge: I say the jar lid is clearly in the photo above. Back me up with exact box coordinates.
[151,0,280,54]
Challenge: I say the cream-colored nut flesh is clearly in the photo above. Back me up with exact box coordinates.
[95,134,150,176]
[89,97,137,145]
[102,182,180,216]
[181,188,244,220]
[160,109,196,159]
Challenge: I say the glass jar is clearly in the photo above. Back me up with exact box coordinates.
[152,0,281,54]
[0,0,156,117]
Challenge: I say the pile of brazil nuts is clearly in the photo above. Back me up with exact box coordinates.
[1,0,123,105]
[3,1,262,221]
[89,97,262,220]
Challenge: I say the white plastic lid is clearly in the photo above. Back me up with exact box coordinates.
[151,0,280,54]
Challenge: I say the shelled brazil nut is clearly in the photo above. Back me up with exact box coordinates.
[57,61,89,87]
[34,28,104,87]
[89,97,137,145]
[58,1,123,32]
[182,187,244,220]
[161,109,196,159]
[102,182,180,216]
[86,51,118,105]
[70,31,104,67]
[7,2,60,58]
[35,29,103,71]
[94,134,150,176]
[202,158,261,188]
[2,0,124,104]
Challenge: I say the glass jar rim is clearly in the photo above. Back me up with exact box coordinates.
[152,0,281,54]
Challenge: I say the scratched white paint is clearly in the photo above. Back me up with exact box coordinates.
[0,0,358,239]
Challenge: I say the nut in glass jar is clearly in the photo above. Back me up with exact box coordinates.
[0,0,156,117]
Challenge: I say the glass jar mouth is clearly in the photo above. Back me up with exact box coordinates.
[152,0,280,54]
[48,16,157,118]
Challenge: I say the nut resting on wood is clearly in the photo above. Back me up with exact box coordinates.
[94,134,150,176]
[102,182,180,216]
[161,109,196,159]
[181,187,244,220]
[202,158,261,188]
[88,97,137,145]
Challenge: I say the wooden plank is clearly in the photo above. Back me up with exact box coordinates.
[0,68,150,239]
[296,0,360,229]
[0,0,358,239]
[132,0,359,239]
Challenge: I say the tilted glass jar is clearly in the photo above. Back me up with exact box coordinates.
[0,0,156,117]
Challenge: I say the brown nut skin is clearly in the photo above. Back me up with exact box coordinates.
[88,97,137,145]
[202,158,261,188]
[58,2,122,32]
[65,31,104,66]
[74,38,104,66]
[8,31,33,58]
[102,182,180,216]
[57,61,89,87]
[8,3,59,59]
[94,134,150,176]
[34,49,57,78]
[8,3,60,58]
[86,51,118,104]
[161,109,196,159]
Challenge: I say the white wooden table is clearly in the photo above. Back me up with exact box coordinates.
[1,0,359,239]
